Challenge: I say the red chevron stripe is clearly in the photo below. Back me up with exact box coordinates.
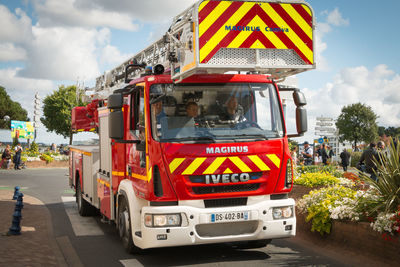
[199,1,221,23]
[270,3,313,51]
[195,157,220,174]
[239,30,276,49]
[256,6,311,64]
[201,4,259,63]
[293,4,312,27]
[199,1,243,48]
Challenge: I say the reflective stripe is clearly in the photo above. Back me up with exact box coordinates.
[267,154,281,168]
[203,157,227,174]
[182,158,207,175]
[228,156,252,172]
[248,155,270,171]
[169,158,186,174]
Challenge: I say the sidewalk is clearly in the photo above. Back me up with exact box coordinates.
[0,190,68,267]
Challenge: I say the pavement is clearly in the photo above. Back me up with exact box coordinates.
[0,189,68,267]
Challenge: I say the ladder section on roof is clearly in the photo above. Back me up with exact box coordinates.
[94,0,315,93]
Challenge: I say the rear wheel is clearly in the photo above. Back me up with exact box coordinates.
[76,180,94,216]
[118,197,140,254]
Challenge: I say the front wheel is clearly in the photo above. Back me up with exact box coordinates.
[118,197,140,254]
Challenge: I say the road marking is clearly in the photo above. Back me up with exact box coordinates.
[62,196,104,236]
[120,259,144,267]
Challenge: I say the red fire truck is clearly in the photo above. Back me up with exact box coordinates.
[69,0,315,252]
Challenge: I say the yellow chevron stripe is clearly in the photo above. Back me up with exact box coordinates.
[198,0,209,13]
[281,4,312,40]
[261,3,313,64]
[199,1,231,36]
[267,154,281,168]
[182,157,207,175]
[223,168,233,174]
[203,157,226,174]
[227,15,287,49]
[302,4,312,16]
[248,155,270,171]
[169,158,185,174]
[229,156,252,172]
[199,2,253,62]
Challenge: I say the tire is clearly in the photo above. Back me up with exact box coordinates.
[231,239,271,249]
[118,197,140,254]
[76,180,94,216]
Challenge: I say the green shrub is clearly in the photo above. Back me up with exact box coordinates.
[40,154,54,163]
[298,185,357,234]
[29,141,39,153]
[294,172,340,187]
[358,139,400,215]
[350,151,362,167]
[297,165,342,178]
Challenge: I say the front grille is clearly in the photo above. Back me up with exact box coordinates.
[204,198,247,208]
[192,183,260,195]
[196,221,259,237]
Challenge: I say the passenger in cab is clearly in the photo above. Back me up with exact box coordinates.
[220,96,245,122]
[186,101,199,118]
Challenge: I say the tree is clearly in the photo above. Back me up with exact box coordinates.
[41,85,85,145]
[0,86,29,129]
[336,103,378,148]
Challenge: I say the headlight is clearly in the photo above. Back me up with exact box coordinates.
[144,214,182,227]
[272,206,293,219]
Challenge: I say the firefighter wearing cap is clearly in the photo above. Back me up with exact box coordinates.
[301,141,313,165]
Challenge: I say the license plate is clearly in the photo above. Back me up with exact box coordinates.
[210,211,250,223]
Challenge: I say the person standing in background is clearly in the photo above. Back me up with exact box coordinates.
[301,141,313,166]
[340,149,350,171]
[14,143,23,170]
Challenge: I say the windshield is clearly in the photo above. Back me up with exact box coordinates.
[150,83,284,143]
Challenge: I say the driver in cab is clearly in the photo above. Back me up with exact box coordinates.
[220,96,246,123]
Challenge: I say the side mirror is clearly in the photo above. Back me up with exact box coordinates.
[109,110,124,140]
[279,87,308,138]
[296,107,307,134]
[293,91,306,106]
[108,93,123,109]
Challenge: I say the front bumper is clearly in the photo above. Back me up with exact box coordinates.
[133,196,296,249]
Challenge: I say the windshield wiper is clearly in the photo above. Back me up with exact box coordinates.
[161,136,216,143]
[216,134,268,140]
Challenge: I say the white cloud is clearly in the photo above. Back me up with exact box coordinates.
[74,0,198,23]
[18,26,105,80]
[100,45,132,67]
[34,0,139,31]
[306,64,400,131]
[0,6,33,43]
[324,8,349,27]
[315,8,349,71]
[0,43,27,61]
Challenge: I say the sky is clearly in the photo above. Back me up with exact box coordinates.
[0,0,399,144]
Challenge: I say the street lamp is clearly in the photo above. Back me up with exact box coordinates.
[3,115,10,121]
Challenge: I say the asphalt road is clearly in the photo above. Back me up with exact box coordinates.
[0,168,352,267]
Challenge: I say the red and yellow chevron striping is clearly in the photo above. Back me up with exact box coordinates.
[198,0,313,65]
[169,154,281,176]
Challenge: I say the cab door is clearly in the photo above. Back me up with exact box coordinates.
[127,85,148,193]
